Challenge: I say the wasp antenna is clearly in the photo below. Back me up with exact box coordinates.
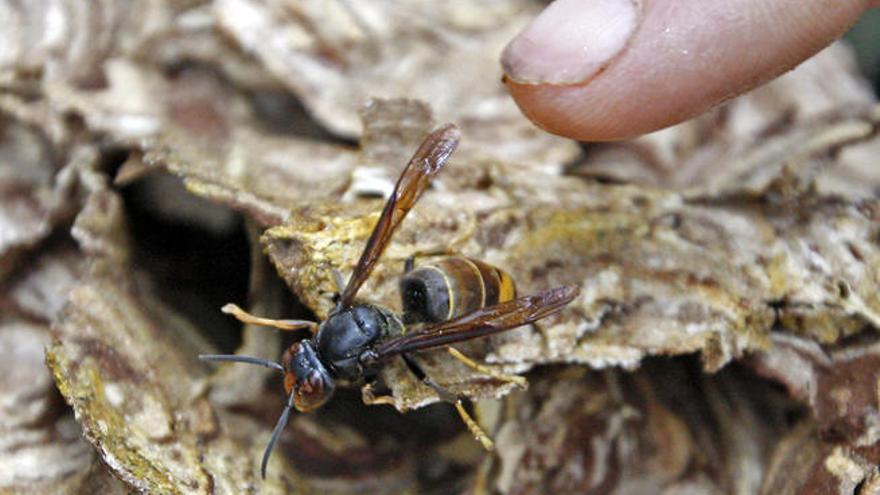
[261,391,296,479]
[199,354,284,373]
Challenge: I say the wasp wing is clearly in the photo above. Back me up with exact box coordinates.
[338,124,461,308]
[373,285,579,359]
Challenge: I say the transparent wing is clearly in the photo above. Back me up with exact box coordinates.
[337,124,460,308]
[373,285,579,359]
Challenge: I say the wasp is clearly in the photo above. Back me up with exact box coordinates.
[200,124,579,478]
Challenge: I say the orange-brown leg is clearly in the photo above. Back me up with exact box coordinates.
[222,303,318,334]
[447,346,527,387]
[361,382,397,406]
[401,353,495,451]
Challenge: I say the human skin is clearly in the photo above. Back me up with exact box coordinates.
[501,0,880,141]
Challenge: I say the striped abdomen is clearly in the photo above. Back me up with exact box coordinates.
[399,256,516,324]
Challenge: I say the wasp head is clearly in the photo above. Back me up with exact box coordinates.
[280,341,336,412]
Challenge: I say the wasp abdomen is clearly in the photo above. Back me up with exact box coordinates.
[400,256,516,324]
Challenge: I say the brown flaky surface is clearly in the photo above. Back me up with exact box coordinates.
[261,98,880,412]
[1,1,880,493]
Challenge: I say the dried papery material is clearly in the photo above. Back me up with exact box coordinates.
[750,332,880,490]
[576,44,880,199]
[0,0,222,89]
[750,333,880,447]
[206,233,283,409]
[480,361,799,495]
[41,184,246,491]
[0,0,121,86]
[759,421,880,495]
[147,126,358,227]
[0,105,104,491]
[2,0,580,232]
[0,113,64,279]
[22,56,347,227]
[48,272,258,492]
[0,319,94,492]
[38,146,269,491]
[128,66,357,227]
[213,0,580,165]
[0,244,129,494]
[11,176,125,494]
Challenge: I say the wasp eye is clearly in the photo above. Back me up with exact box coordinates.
[300,374,316,393]
[307,372,323,389]
[293,370,334,412]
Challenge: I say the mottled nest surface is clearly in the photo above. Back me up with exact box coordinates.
[2,1,880,494]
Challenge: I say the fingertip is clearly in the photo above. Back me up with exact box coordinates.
[501,0,641,85]
[505,79,673,142]
[503,0,872,142]
[506,72,713,142]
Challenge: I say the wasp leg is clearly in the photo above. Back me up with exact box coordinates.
[447,347,527,387]
[361,381,396,406]
[453,402,494,451]
[401,353,494,451]
[221,303,318,334]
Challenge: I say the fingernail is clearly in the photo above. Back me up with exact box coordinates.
[501,0,641,85]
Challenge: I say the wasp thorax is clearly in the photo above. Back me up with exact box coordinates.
[316,304,400,381]
[281,342,335,412]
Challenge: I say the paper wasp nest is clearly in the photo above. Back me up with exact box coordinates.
[1,0,879,493]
